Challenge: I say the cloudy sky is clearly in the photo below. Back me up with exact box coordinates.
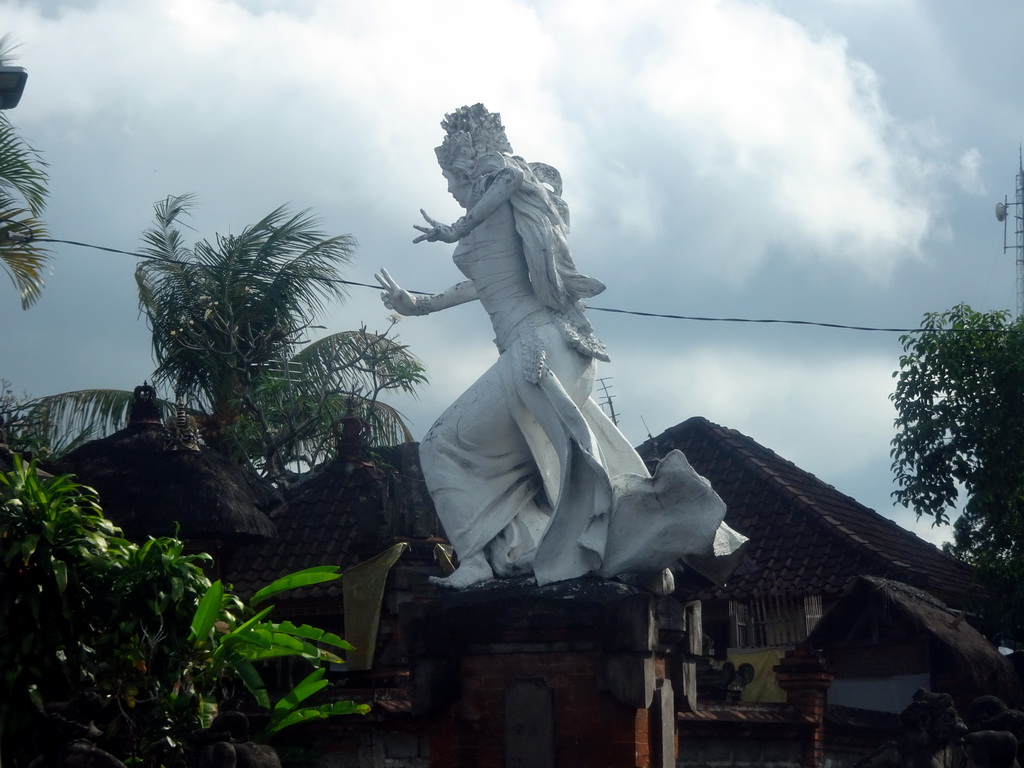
[3,0,1022,546]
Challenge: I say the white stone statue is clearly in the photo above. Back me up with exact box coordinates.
[377,104,744,588]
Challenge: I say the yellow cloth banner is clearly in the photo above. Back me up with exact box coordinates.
[726,647,790,703]
[342,542,409,671]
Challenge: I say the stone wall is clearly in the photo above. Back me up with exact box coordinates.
[677,736,803,768]
[294,730,429,768]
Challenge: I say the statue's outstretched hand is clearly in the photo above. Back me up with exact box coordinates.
[413,209,460,244]
[375,268,422,316]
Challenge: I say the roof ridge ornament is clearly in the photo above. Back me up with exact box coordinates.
[162,398,200,452]
[129,381,162,425]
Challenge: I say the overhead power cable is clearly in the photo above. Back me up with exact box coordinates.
[15,235,1019,336]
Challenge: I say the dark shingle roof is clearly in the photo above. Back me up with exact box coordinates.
[225,455,389,600]
[225,443,440,601]
[636,417,975,607]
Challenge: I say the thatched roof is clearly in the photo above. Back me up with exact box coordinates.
[808,576,1021,706]
[52,416,278,543]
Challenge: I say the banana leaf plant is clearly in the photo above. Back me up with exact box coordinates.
[187,565,370,739]
[1,458,367,768]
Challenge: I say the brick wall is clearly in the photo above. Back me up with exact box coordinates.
[429,650,653,768]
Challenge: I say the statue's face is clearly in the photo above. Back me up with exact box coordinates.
[443,169,473,208]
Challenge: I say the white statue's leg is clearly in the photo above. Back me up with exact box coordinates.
[429,551,493,588]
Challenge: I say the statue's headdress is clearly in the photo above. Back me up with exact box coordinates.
[435,104,513,174]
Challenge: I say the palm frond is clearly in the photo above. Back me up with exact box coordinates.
[139,193,195,264]
[129,196,424,481]
[356,398,416,446]
[292,329,427,396]
[0,114,48,217]
[218,207,354,317]
[0,113,50,307]
[136,199,359,420]
[1,205,50,308]
[20,389,157,459]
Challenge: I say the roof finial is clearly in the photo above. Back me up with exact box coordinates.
[162,398,200,452]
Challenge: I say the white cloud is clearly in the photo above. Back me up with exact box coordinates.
[607,340,897,482]
[636,1,932,276]
[956,148,986,195]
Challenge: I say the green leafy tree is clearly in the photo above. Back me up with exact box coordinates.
[0,38,49,308]
[0,458,367,768]
[890,303,1024,638]
[21,195,426,483]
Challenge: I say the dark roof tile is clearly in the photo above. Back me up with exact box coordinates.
[637,417,975,607]
[224,443,441,600]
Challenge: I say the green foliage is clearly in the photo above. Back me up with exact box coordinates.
[133,194,425,484]
[225,327,427,483]
[890,303,1024,638]
[7,196,427,477]
[0,108,50,308]
[249,565,345,607]
[0,461,367,767]
[185,566,369,743]
[0,455,116,708]
[0,456,214,765]
[260,667,367,741]
[136,194,355,417]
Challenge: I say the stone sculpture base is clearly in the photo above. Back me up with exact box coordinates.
[404,578,695,768]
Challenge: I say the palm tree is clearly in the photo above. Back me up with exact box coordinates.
[0,36,50,309]
[23,195,426,485]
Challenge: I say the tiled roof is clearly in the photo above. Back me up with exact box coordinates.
[636,417,975,607]
[224,443,441,601]
[225,457,391,600]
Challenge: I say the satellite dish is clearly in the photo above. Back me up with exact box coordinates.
[996,202,1007,222]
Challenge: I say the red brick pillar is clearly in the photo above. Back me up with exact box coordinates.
[774,643,832,768]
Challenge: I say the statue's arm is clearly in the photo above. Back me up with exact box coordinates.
[453,166,524,237]
[414,166,525,244]
[410,279,478,315]
[375,269,477,316]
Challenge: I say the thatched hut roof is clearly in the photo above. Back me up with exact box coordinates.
[808,576,1021,706]
[51,386,277,542]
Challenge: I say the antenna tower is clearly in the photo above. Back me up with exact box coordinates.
[596,377,619,425]
[996,149,1024,318]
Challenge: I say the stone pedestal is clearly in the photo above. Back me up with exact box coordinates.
[404,579,682,768]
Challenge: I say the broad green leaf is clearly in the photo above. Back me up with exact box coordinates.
[230,659,270,709]
[250,566,340,607]
[225,604,275,635]
[189,580,224,641]
[262,699,369,739]
[52,558,67,593]
[272,620,354,651]
[272,668,327,712]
